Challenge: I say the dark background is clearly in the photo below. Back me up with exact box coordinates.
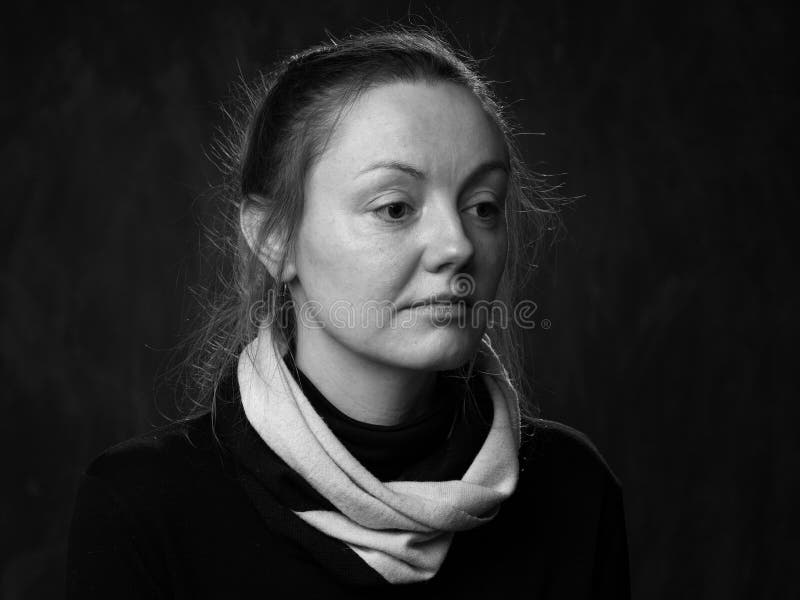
[1,1,796,598]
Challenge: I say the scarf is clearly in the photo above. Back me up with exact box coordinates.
[237,327,522,584]
[280,348,491,482]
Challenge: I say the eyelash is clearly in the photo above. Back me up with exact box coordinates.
[374,202,415,222]
[373,200,502,224]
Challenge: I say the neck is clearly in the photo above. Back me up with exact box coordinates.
[291,326,438,427]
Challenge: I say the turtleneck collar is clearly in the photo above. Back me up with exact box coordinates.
[280,348,493,481]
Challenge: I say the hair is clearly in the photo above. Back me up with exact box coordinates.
[170,25,562,435]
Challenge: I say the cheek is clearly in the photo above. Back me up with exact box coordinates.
[474,228,508,281]
[296,218,408,302]
[495,231,509,275]
[297,230,353,293]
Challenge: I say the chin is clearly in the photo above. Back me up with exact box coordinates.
[397,326,484,371]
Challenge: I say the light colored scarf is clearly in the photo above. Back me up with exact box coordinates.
[237,327,521,584]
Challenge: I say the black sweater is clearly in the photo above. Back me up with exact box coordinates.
[66,362,631,599]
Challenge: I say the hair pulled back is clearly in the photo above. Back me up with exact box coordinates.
[176,26,560,429]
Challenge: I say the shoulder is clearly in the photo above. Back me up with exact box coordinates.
[67,412,229,596]
[519,418,623,492]
[81,411,222,499]
[509,420,631,597]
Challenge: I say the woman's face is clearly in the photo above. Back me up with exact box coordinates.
[290,80,509,371]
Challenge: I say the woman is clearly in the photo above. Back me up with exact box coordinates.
[67,28,631,598]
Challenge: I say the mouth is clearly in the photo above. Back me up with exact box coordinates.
[408,295,475,309]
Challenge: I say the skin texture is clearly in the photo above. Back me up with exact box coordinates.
[251,80,509,425]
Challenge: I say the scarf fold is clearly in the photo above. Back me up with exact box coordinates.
[237,327,521,584]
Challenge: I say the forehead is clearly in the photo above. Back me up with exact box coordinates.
[313,80,508,179]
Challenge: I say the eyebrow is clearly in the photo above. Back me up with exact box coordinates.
[355,159,509,189]
[356,160,426,179]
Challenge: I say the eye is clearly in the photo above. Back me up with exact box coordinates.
[469,203,500,219]
[464,197,503,223]
[373,201,415,222]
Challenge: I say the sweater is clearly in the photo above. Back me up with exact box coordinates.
[66,356,631,599]
[235,328,525,584]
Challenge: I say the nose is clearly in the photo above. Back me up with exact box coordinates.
[420,200,475,273]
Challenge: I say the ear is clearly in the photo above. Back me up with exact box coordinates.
[239,196,297,283]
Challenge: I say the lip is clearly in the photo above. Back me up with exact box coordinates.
[408,294,475,308]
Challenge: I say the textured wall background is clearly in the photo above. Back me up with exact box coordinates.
[1,1,795,598]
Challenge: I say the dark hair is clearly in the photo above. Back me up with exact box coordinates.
[174,26,561,431]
